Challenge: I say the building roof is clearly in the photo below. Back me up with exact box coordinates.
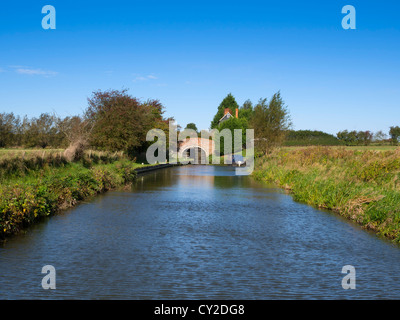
[218,111,233,123]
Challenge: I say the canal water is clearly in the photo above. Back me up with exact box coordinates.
[1,165,400,299]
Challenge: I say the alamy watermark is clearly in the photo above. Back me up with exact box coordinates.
[41,5,56,30]
[341,265,356,289]
[342,5,356,29]
[41,265,56,289]
[41,5,356,31]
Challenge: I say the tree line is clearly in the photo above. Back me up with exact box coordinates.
[286,128,399,147]
[3,88,399,159]
[207,92,400,153]
[0,89,173,161]
[0,112,67,149]
[336,127,400,146]
[285,130,341,146]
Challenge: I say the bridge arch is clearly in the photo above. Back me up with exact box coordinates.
[180,146,208,164]
[177,137,215,164]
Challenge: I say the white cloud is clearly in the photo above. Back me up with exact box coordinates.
[15,68,58,77]
[133,74,158,82]
[8,66,58,77]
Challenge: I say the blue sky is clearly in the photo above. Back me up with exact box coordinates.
[0,0,399,135]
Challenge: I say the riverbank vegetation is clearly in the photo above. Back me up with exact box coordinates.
[253,146,400,242]
[0,151,146,240]
[209,92,400,242]
[0,88,173,240]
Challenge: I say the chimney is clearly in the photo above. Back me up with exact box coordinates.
[224,108,230,115]
[235,108,238,118]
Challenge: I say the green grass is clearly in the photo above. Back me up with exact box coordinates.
[253,146,400,242]
[0,148,127,160]
[0,148,64,159]
[0,153,149,239]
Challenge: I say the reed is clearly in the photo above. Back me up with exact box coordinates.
[0,149,126,181]
[253,146,400,242]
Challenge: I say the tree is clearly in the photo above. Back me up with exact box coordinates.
[55,115,92,160]
[389,126,400,145]
[85,89,169,156]
[24,113,57,148]
[0,113,18,148]
[285,130,341,146]
[337,130,356,145]
[373,130,387,143]
[215,116,248,155]
[241,99,253,110]
[357,130,373,146]
[239,99,253,122]
[185,123,198,133]
[337,130,348,144]
[210,93,239,129]
[249,92,291,154]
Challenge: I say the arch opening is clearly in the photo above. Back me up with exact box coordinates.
[181,146,207,164]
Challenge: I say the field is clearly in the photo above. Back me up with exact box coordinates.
[282,145,398,151]
[0,148,64,158]
[0,148,126,160]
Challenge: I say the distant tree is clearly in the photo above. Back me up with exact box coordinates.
[185,123,198,133]
[210,93,239,129]
[348,131,358,145]
[24,113,57,148]
[337,130,374,146]
[357,130,373,146]
[389,126,400,145]
[0,113,18,148]
[337,130,348,144]
[373,130,387,143]
[241,99,253,110]
[337,130,356,145]
[285,130,341,146]
[54,115,92,160]
[56,116,85,146]
[249,92,291,154]
[239,99,253,122]
[12,115,23,147]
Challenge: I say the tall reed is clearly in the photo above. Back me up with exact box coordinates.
[253,146,400,242]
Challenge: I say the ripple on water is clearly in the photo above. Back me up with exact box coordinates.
[1,165,400,299]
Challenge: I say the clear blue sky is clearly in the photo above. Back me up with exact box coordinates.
[1,0,399,135]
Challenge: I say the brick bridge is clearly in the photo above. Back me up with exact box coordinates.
[178,137,215,164]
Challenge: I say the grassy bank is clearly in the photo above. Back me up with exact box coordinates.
[253,146,400,242]
[0,153,146,240]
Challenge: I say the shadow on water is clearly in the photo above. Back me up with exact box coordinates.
[1,165,400,299]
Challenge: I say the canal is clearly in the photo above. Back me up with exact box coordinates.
[1,165,400,299]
